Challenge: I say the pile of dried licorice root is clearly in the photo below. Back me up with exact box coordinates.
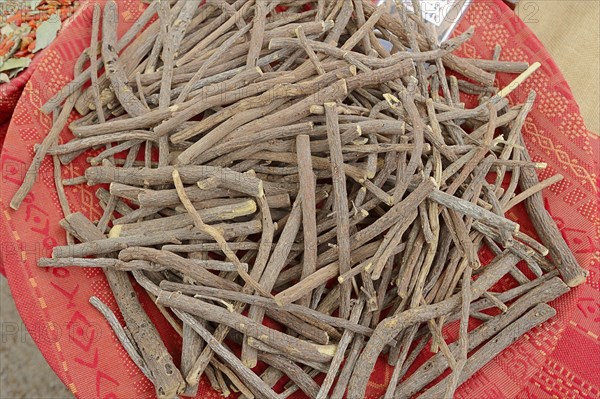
[13,0,587,398]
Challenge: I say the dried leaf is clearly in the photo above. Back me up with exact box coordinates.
[32,17,62,53]
[25,0,43,9]
[0,57,31,73]
[1,23,17,36]
[8,67,27,79]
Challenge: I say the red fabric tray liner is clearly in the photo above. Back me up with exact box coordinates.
[1,1,599,398]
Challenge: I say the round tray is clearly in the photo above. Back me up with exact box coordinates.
[1,1,599,398]
[0,1,85,127]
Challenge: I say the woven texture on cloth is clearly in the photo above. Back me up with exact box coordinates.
[0,0,599,398]
[0,120,6,275]
[515,0,600,134]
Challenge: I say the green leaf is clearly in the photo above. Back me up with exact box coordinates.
[0,73,10,84]
[0,57,31,73]
[32,17,62,53]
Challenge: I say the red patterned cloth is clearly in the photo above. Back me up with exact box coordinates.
[1,96,14,150]
[0,0,599,398]
[0,118,9,274]
[0,120,7,177]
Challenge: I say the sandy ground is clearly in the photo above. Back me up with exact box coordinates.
[1,277,73,399]
[0,2,597,398]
